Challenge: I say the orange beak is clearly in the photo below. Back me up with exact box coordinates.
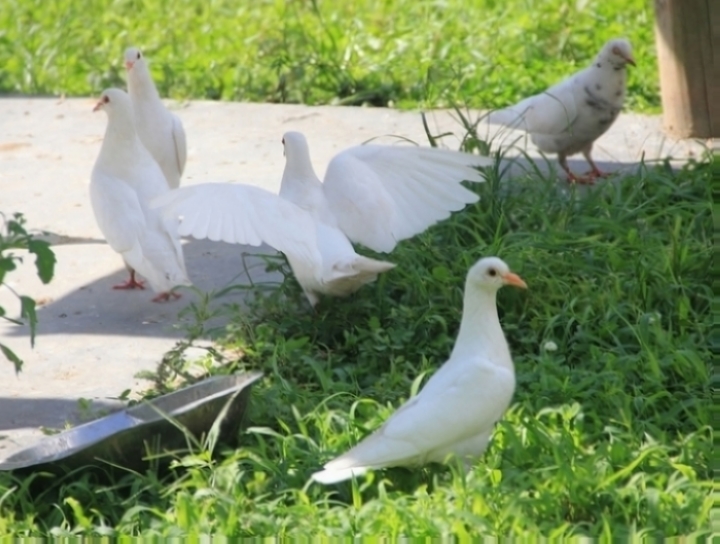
[125,60,134,71]
[502,272,527,289]
[92,99,104,112]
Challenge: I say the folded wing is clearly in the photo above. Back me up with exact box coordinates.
[170,113,187,182]
[313,358,514,483]
[90,173,147,257]
[487,77,580,136]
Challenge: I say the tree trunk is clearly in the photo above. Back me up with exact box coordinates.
[653,0,719,138]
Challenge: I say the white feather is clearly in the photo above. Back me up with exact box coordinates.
[152,183,320,262]
[91,88,190,295]
[125,47,187,189]
[151,129,487,306]
[312,257,523,484]
[321,144,491,252]
[152,183,395,307]
[486,38,633,178]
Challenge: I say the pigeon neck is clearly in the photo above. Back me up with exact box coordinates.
[284,152,318,183]
[128,67,161,101]
[451,286,513,370]
[98,113,140,164]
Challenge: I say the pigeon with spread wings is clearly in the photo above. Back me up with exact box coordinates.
[154,131,490,305]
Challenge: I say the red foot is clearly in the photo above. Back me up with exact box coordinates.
[152,291,182,303]
[113,278,146,290]
[588,168,611,179]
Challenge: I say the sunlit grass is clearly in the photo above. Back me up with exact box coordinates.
[0,150,711,536]
[0,0,709,535]
[0,0,658,111]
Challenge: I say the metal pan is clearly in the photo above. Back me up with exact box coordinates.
[0,372,263,473]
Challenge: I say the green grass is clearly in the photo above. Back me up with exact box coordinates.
[0,148,712,536]
[0,0,659,111]
[0,0,709,535]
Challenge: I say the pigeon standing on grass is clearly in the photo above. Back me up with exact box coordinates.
[124,47,187,189]
[312,256,526,484]
[153,131,492,306]
[487,38,635,184]
[91,88,191,302]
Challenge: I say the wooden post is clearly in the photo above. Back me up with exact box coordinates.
[653,0,719,138]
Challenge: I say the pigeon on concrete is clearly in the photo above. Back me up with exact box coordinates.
[124,47,187,189]
[153,131,490,306]
[311,256,526,484]
[91,88,191,302]
[487,38,635,184]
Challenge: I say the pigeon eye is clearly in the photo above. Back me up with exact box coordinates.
[488,268,497,277]
[282,138,285,145]
[103,95,110,104]
[137,52,141,59]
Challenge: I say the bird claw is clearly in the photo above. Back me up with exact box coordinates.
[113,278,146,290]
[151,291,181,303]
[589,169,611,179]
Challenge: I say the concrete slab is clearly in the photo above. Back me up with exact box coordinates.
[0,97,709,461]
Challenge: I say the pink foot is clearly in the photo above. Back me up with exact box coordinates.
[152,291,181,303]
[113,270,145,290]
[588,168,611,179]
[113,278,146,290]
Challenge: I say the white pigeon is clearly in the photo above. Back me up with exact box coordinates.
[152,182,395,306]
[280,131,491,253]
[91,88,191,302]
[124,47,187,189]
[153,131,491,305]
[312,256,527,484]
[487,38,635,184]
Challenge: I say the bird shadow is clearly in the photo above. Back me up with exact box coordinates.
[1,238,286,341]
[499,154,642,183]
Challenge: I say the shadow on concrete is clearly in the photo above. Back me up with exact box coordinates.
[501,155,643,181]
[3,238,286,340]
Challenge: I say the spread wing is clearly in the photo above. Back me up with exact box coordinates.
[322,145,490,253]
[151,182,322,267]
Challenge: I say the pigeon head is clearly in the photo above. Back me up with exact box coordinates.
[92,88,132,115]
[600,38,635,68]
[281,131,316,174]
[124,47,144,71]
[282,131,311,158]
[466,257,527,292]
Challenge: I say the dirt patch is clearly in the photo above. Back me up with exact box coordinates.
[0,142,30,152]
